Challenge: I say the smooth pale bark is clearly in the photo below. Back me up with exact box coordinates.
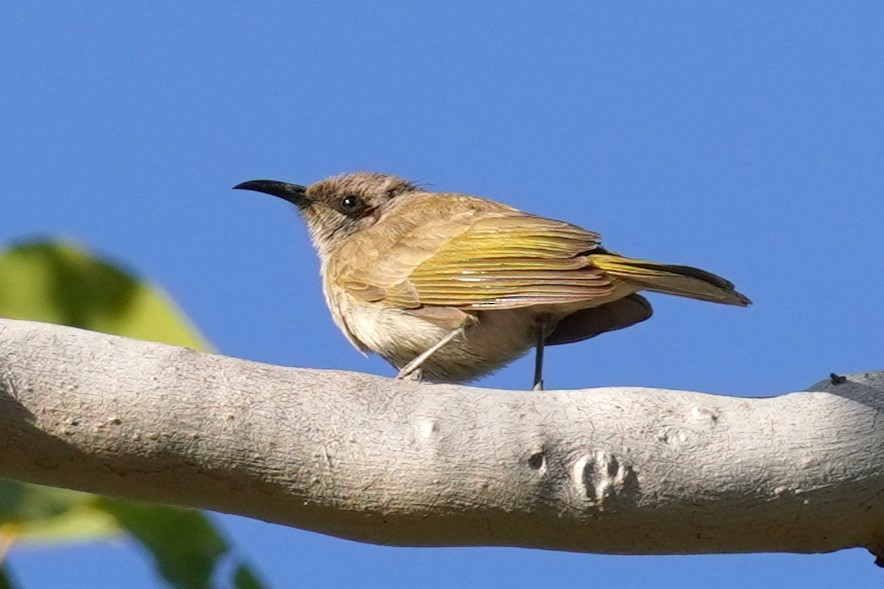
[0,318,881,562]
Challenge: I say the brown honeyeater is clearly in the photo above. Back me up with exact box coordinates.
[234,173,750,389]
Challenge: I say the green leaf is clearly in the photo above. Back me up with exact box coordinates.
[0,564,20,589]
[233,565,266,589]
[98,499,264,589]
[0,239,212,544]
[0,239,265,588]
[0,239,208,351]
[0,483,118,543]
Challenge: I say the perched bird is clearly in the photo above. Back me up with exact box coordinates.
[234,173,750,388]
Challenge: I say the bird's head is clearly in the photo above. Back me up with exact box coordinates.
[234,172,420,253]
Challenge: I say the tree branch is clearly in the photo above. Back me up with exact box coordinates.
[0,318,881,562]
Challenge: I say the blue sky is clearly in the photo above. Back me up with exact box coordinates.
[2,2,883,587]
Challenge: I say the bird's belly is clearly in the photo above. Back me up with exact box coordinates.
[339,300,538,383]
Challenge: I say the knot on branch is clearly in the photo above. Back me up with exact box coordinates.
[572,450,639,509]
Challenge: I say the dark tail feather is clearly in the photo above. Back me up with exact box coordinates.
[546,294,653,346]
[589,254,751,307]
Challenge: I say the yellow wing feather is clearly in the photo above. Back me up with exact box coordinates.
[406,214,613,309]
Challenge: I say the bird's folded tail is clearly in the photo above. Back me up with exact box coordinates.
[589,253,751,307]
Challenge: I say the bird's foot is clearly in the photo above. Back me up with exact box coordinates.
[396,367,423,382]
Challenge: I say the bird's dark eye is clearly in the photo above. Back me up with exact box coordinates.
[340,195,363,213]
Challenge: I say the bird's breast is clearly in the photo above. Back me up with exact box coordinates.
[324,281,542,382]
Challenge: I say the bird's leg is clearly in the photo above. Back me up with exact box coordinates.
[396,326,465,381]
[532,331,545,391]
[533,317,549,391]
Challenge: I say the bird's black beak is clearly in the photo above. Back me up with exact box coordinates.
[233,179,310,207]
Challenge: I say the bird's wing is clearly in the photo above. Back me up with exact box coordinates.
[342,209,613,310]
[405,213,614,309]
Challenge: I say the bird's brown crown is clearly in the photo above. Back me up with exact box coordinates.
[307,172,418,205]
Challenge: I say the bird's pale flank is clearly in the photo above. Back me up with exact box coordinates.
[234,172,750,388]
